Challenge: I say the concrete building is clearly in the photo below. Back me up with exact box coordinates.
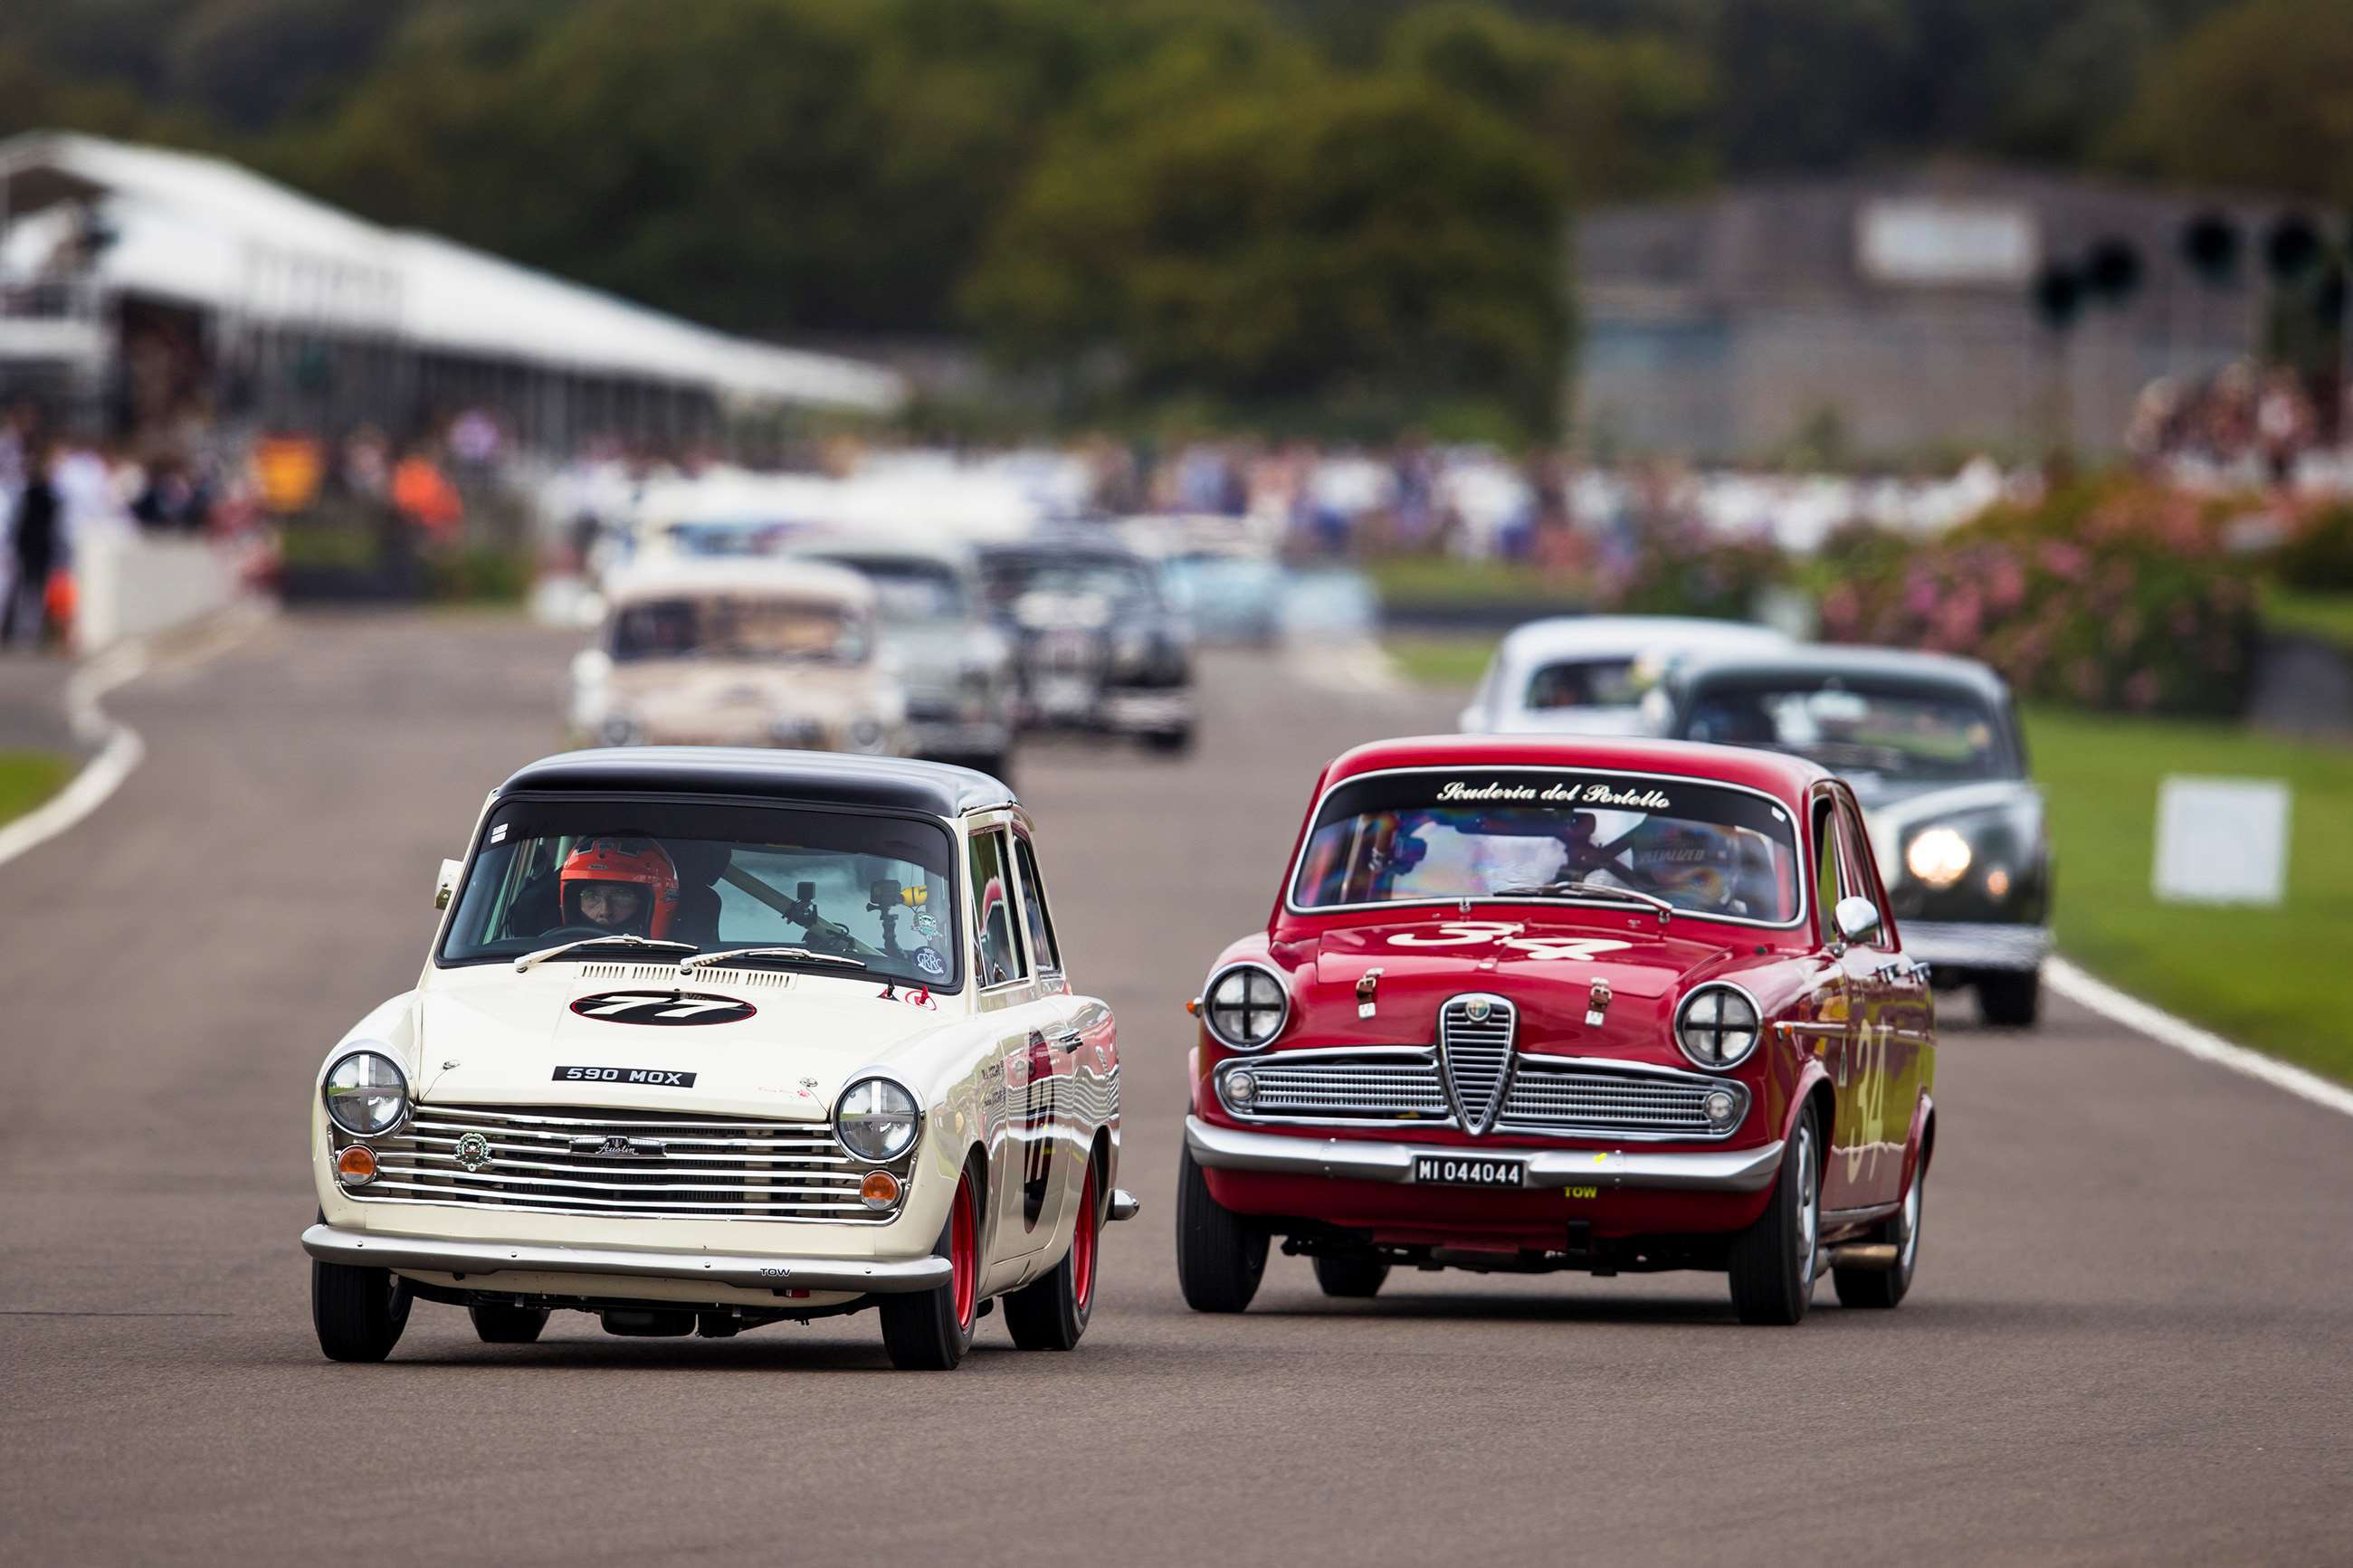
[1572,164,2310,462]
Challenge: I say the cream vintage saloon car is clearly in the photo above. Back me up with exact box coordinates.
[303,749,1132,1370]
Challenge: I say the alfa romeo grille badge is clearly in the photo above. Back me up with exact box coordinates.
[1464,997,1492,1022]
[453,1131,493,1172]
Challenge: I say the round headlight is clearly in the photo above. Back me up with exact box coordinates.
[847,717,890,755]
[1203,963,1288,1051]
[834,1077,920,1163]
[322,1049,410,1137]
[1906,825,1973,889]
[1675,984,1762,1071]
[597,713,641,747]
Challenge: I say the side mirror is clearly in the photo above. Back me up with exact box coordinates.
[434,858,463,912]
[1834,895,1881,946]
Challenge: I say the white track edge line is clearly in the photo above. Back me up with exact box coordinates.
[2044,956,2353,1120]
[0,604,264,870]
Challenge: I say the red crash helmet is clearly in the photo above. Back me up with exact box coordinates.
[557,837,680,937]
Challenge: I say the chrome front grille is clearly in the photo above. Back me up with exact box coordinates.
[343,1104,884,1223]
[1438,994,1517,1136]
[1217,1050,1742,1141]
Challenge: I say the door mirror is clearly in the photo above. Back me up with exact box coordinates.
[434,858,463,912]
[1834,895,1881,946]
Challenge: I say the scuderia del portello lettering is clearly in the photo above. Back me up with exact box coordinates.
[1435,779,1673,811]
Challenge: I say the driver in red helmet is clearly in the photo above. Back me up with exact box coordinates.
[555,837,680,937]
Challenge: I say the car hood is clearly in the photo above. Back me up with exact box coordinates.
[607,660,879,718]
[879,623,979,681]
[1295,916,1803,1060]
[407,965,955,1120]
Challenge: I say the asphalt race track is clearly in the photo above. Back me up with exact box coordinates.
[3,613,2348,1566]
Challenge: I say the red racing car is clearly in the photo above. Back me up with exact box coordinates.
[1176,735,1937,1324]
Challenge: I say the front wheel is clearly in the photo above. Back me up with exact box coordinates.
[880,1164,981,1370]
[312,1258,412,1362]
[1176,1144,1266,1312]
[469,1302,550,1344]
[1727,1106,1821,1326]
[1835,1162,1925,1310]
[1977,969,2042,1028]
[1005,1153,1100,1351]
[1312,1255,1389,1299]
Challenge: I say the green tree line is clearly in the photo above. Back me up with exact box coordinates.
[3,0,2348,436]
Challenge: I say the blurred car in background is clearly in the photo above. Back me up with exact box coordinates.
[1459,615,1791,737]
[786,535,1018,779]
[1655,647,2051,1026]
[976,537,1196,753]
[1120,516,1287,646]
[570,558,908,756]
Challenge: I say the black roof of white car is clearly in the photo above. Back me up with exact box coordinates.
[495,748,1015,817]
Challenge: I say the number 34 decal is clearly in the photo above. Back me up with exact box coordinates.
[1385,921,1634,963]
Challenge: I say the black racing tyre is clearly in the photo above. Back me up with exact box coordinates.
[1142,726,1194,755]
[1835,1162,1925,1310]
[1312,1255,1389,1299]
[881,1164,982,1370]
[1005,1153,1100,1351]
[312,1257,413,1363]
[1977,969,2042,1028]
[1176,1143,1266,1313]
[1727,1105,1822,1326]
[469,1302,550,1344]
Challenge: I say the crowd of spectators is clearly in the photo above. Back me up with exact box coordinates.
[2126,361,2348,490]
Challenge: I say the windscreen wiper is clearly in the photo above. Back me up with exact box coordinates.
[1486,879,1675,924]
[677,946,869,973]
[512,934,699,973]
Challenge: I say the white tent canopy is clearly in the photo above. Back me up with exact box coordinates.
[0,130,902,413]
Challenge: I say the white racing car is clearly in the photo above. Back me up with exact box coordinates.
[302,748,1133,1369]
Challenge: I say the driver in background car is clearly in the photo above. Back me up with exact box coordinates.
[553,837,681,937]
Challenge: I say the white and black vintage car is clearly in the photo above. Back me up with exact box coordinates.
[303,750,1131,1369]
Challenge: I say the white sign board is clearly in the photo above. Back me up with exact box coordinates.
[2153,777,2291,906]
[1857,199,2039,288]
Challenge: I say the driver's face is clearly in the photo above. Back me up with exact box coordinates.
[577,884,644,928]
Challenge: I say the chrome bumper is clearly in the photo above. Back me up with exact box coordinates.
[1904,920,2050,974]
[300,1223,949,1294]
[1184,1117,1784,1193]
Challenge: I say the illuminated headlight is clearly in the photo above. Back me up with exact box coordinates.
[1674,985,1761,1071]
[847,717,890,754]
[597,713,642,746]
[322,1049,409,1137]
[1203,963,1288,1051]
[834,1077,920,1163]
[1906,826,1973,889]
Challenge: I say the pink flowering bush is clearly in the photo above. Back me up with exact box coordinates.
[1604,515,1787,621]
[1817,481,2258,717]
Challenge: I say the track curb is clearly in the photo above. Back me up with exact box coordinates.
[0,603,270,871]
[2045,956,2353,1121]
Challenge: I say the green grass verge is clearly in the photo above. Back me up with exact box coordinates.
[2262,585,2353,653]
[1367,556,1585,611]
[2026,706,2353,1083]
[0,749,74,827]
[1386,634,1498,688]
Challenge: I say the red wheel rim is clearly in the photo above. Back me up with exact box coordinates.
[950,1174,978,1331]
[1072,1158,1098,1313]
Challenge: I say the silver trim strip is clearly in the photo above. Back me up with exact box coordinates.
[1184,1116,1784,1192]
[300,1223,949,1294]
